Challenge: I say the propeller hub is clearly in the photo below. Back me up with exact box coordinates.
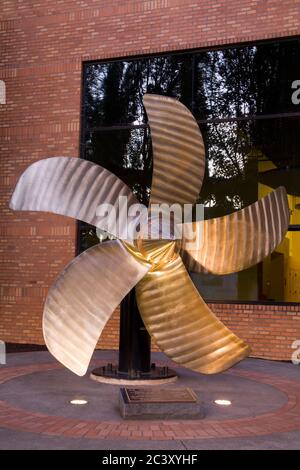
[123,239,180,272]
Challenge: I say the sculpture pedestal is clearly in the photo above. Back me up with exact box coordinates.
[119,387,205,419]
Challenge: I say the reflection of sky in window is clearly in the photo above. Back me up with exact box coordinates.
[87,62,145,125]
[87,57,189,126]
[87,65,106,100]
[199,48,256,119]
[207,122,246,179]
[123,129,146,170]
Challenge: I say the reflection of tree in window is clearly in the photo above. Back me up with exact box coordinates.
[195,47,257,120]
[198,120,258,218]
[84,56,193,204]
[80,38,300,303]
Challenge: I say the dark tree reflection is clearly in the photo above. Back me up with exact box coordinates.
[80,39,300,303]
[81,39,300,228]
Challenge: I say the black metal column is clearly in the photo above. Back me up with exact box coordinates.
[118,288,151,375]
[90,288,177,383]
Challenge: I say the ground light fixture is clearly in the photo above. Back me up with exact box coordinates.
[69,398,88,406]
[214,399,232,406]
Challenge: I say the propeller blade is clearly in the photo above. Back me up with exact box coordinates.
[136,250,250,374]
[180,186,290,274]
[43,240,150,376]
[10,157,138,240]
[144,94,205,207]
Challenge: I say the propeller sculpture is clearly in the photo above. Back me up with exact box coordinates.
[10,94,290,377]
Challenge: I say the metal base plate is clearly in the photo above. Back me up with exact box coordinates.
[90,363,177,386]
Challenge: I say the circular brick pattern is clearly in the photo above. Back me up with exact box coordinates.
[0,362,299,440]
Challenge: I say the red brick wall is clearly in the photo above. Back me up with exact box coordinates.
[1,0,300,360]
[212,303,300,361]
[101,304,300,361]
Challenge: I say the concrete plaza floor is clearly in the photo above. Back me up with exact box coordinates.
[0,350,299,450]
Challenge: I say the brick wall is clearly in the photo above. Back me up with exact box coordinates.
[1,0,300,361]
[99,304,300,361]
[213,303,300,361]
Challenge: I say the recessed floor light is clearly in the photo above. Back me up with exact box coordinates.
[70,398,88,405]
[214,399,231,406]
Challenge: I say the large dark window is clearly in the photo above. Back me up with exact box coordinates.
[80,38,300,304]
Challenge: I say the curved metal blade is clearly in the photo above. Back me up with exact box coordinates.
[9,157,138,240]
[144,94,205,206]
[180,186,290,274]
[43,240,150,376]
[136,252,250,374]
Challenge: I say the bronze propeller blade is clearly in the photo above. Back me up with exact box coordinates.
[144,94,205,206]
[135,248,250,374]
[43,240,150,376]
[180,186,290,275]
[9,157,138,240]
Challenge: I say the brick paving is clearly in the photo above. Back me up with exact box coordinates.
[0,356,299,442]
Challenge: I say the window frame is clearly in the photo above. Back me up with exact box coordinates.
[78,35,300,306]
